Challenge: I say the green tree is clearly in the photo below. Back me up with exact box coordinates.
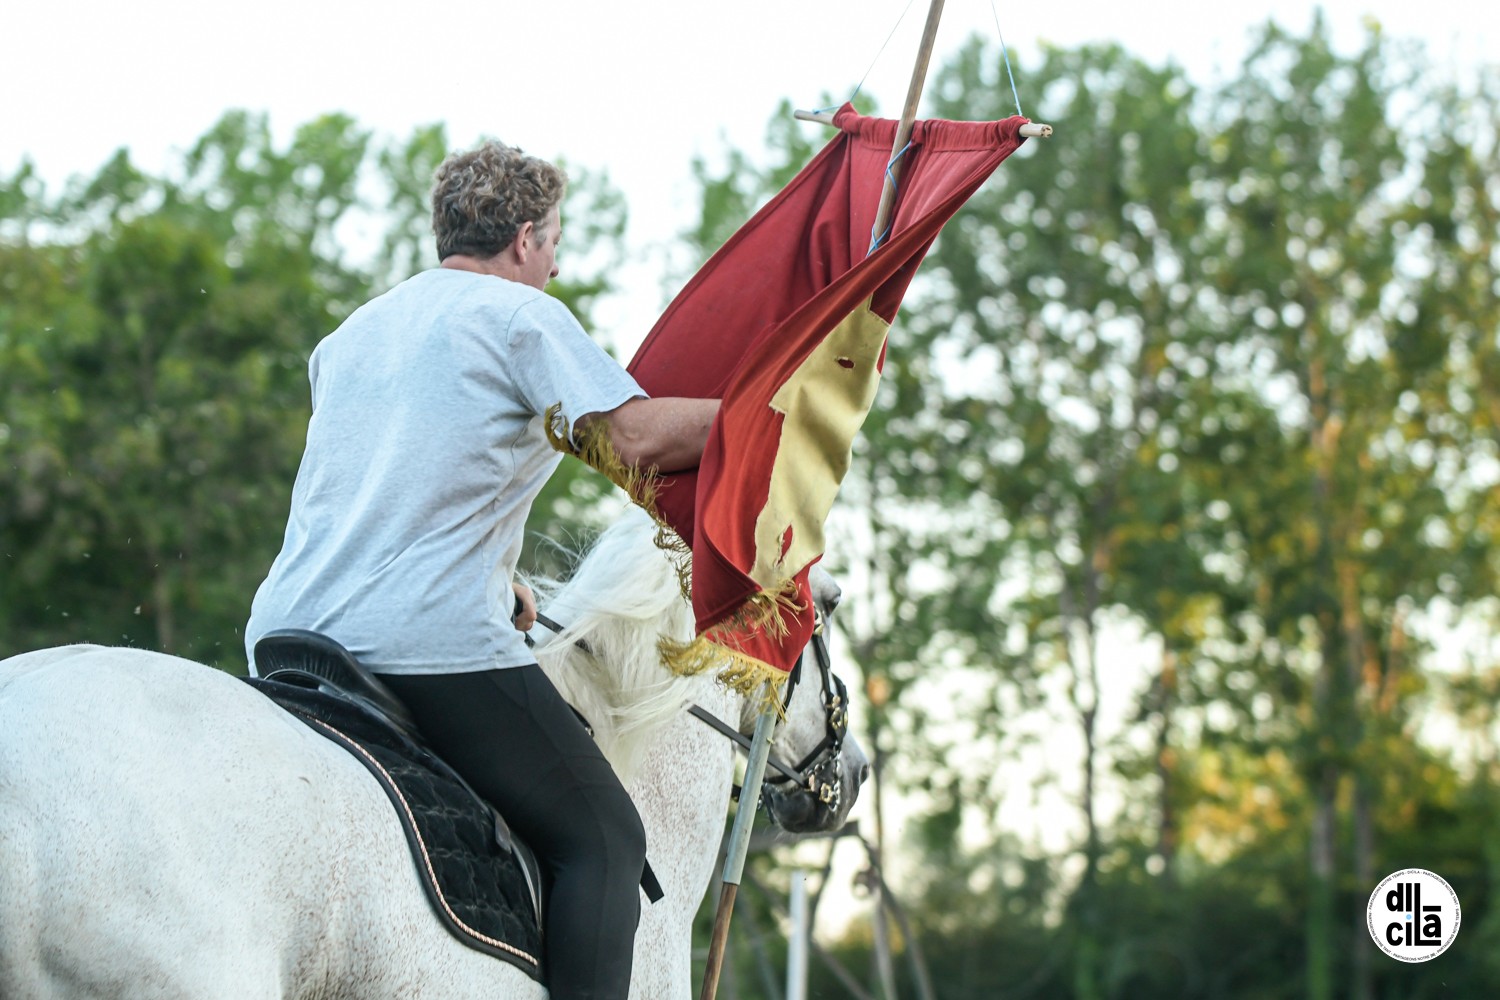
[683,19,1500,1000]
[1,115,375,665]
[1202,19,1500,997]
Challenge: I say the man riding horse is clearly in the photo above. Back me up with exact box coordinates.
[244,141,719,1000]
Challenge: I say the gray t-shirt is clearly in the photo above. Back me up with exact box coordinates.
[244,267,643,675]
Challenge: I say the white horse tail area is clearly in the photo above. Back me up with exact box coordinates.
[0,644,543,1000]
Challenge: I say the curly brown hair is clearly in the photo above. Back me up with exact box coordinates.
[430,141,567,261]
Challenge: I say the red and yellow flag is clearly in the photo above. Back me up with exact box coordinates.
[627,104,1032,688]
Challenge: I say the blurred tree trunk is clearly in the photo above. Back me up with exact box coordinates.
[1156,651,1179,871]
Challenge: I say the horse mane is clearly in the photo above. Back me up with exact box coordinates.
[529,506,720,783]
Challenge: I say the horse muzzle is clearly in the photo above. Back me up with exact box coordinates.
[761,734,869,833]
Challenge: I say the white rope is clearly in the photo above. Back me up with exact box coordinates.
[813,0,923,114]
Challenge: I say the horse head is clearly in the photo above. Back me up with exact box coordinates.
[532,509,867,834]
[753,565,869,834]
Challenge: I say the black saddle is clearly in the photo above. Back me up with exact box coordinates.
[246,628,661,975]
[253,628,420,737]
[250,629,546,975]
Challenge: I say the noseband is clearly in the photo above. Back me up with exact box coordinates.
[686,626,850,813]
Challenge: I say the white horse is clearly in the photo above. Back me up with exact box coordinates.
[0,508,866,1000]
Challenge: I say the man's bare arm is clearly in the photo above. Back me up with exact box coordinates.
[585,397,720,473]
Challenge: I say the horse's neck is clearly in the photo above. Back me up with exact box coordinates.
[625,678,740,1000]
[533,649,744,1000]
[529,512,709,783]
[538,636,711,783]
[525,512,759,998]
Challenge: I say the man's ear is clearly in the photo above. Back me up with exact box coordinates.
[511,220,535,262]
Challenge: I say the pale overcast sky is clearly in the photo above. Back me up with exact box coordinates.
[3,0,1494,340]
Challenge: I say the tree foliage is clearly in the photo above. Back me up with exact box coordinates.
[688,17,1500,1000]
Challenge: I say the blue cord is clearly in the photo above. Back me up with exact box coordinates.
[868,140,913,254]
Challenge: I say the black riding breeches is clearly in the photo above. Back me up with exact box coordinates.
[381,666,646,1000]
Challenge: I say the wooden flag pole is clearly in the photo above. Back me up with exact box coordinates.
[699,2,988,997]
[868,0,948,252]
[698,6,955,1000]
[698,689,780,1000]
[700,7,954,999]
[793,0,1054,213]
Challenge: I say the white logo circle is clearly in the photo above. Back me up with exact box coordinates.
[1367,868,1461,962]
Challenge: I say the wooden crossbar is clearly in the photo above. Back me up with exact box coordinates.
[794,107,1053,138]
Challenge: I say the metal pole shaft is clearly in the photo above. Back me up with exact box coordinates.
[699,692,780,1000]
[787,869,809,1000]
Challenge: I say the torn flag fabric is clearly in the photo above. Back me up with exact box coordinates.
[626,103,1032,686]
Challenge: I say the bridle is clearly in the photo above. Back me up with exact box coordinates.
[688,624,850,813]
[533,611,850,816]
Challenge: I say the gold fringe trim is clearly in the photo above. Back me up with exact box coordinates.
[545,403,694,598]
[658,633,790,716]
[657,578,805,712]
[545,403,658,505]
[654,520,693,600]
[714,579,805,641]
